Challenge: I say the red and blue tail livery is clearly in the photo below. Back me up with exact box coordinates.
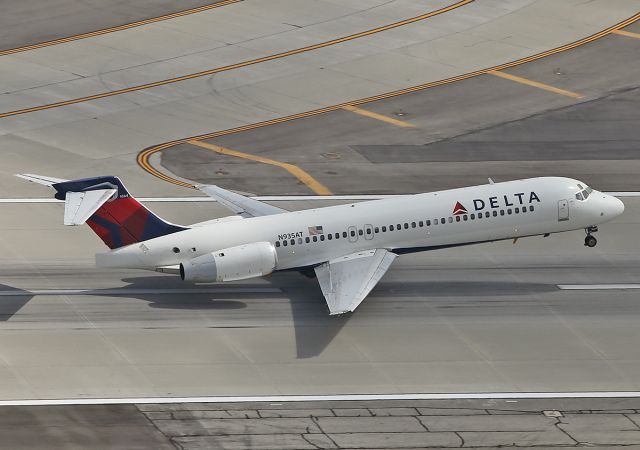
[52,176,186,249]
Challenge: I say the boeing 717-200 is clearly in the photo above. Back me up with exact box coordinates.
[18,174,624,314]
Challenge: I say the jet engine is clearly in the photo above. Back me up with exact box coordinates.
[180,241,277,282]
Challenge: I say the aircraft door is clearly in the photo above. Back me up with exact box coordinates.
[347,226,358,242]
[364,224,374,240]
[558,199,569,221]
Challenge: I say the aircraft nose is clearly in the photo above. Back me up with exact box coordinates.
[609,195,625,217]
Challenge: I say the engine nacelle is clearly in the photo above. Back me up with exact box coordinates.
[180,241,277,282]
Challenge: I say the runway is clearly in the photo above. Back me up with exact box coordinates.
[1,0,640,447]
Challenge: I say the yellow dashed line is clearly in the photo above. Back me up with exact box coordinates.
[341,105,416,128]
[0,0,472,120]
[487,70,583,99]
[187,140,333,195]
[612,29,640,39]
[0,0,241,57]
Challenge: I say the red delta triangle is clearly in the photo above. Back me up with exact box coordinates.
[453,201,467,215]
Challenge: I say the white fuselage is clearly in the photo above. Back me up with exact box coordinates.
[96,177,624,271]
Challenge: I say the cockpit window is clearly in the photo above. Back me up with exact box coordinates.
[575,185,593,200]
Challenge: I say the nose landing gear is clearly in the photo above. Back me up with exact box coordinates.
[584,226,598,247]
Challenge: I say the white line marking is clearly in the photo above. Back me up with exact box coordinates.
[2,392,640,406]
[0,288,280,296]
[0,192,636,203]
[558,284,640,290]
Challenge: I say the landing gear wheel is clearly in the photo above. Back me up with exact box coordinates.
[584,235,597,248]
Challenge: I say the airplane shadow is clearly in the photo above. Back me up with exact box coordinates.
[0,276,558,359]
[0,285,34,321]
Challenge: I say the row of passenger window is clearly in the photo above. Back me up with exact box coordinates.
[274,205,535,248]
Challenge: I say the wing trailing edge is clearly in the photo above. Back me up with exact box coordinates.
[314,249,397,315]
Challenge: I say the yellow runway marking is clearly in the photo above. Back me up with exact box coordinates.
[137,12,640,189]
[487,70,583,99]
[0,0,241,57]
[341,105,415,128]
[187,140,333,195]
[0,0,472,120]
[612,29,640,39]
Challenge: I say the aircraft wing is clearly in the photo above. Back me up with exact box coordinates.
[314,249,397,315]
[197,184,287,218]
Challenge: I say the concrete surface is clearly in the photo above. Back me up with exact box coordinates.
[162,30,640,194]
[0,0,228,51]
[5,398,640,449]
[1,0,638,200]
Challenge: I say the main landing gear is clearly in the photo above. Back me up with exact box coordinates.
[584,226,598,248]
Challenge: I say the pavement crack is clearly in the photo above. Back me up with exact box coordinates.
[301,433,323,449]
[454,431,465,447]
[554,417,579,446]
[310,416,341,449]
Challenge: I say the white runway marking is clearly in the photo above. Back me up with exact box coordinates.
[0,288,280,296]
[2,392,640,406]
[558,284,640,290]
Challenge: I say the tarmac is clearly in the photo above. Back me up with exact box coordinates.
[0,0,639,448]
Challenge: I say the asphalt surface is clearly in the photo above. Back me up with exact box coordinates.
[0,0,227,51]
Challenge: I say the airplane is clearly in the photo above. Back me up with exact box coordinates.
[17,174,624,315]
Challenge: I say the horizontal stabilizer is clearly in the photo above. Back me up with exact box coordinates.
[315,249,397,315]
[64,189,117,226]
[197,184,287,218]
[16,173,69,186]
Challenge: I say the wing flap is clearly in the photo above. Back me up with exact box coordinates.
[197,184,287,218]
[314,249,397,315]
[63,189,117,225]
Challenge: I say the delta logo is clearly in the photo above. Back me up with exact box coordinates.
[453,201,468,215]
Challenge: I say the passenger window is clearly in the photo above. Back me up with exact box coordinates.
[298,238,303,244]
[305,237,310,243]
[382,226,387,232]
[441,218,446,224]
[397,224,401,229]
[426,220,431,226]
[515,207,519,213]
[522,207,527,213]
[343,232,347,238]
[335,233,339,239]
[463,215,468,221]
[448,217,453,223]
[366,228,372,235]
[470,214,475,219]
[500,210,505,216]
[350,230,356,237]
[492,211,497,217]
[283,240,288,246]
[390,225,394,231]
[275,241,281,247]
[507,209,512,215]
[455,216,461,222]
[530,206,535,212]
[411,222,416,228]
[358,229,363,236]
[374,227,379,233]
[313,236,318,242]
[320,235,325,241]
[327,234,332,240]
[290,239,295,245]
[419,221,423,227]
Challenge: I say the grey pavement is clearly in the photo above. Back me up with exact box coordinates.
[6,399,640,449]
[162,31,640,194]
[0,0,227,51]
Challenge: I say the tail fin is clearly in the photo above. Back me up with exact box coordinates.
[20,174,186,249]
